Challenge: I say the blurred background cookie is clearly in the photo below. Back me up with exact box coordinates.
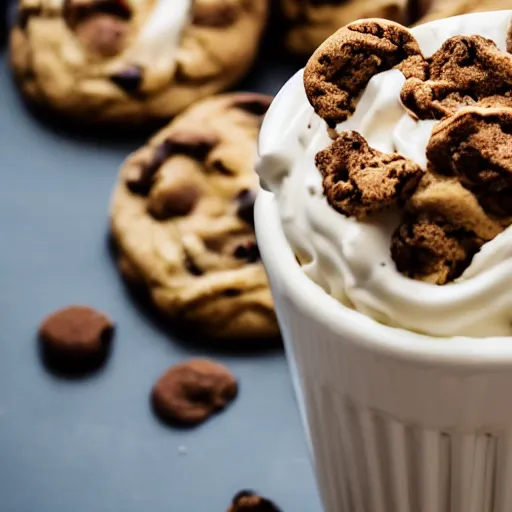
[110,92,279,341]
[413,0,510,25]
[9,0,268,124]
[280,0,409,56]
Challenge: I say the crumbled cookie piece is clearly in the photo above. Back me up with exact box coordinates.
[408,173,503,241]
[228,490,282,512]
[316,131,423,219]
[426,107,512,217]
[39,306,114,370]
[151,359,238,426]
[401,36,512,120]
[391,213,483,285]
[304,19,425,127]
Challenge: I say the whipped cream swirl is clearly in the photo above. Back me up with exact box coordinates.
[257,11,512,338]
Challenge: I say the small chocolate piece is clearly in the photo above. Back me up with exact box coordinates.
[316,130,423,219]
[126,141,171,195]
[184,253,203,276]
[110,65,143,93]
[223,288,242,297]
[64,0,131,27]
[192,3,239,28]
[304,19,425,127]
[151,359,238,426]
[127,133,219,195]
[236,189,256,227]
[148,183,201,220]
[233,242,260,263]
[17,5,42,29]
[231,93,273,116]
[75,14,128,57]
[391,214,482,285]
[165,132,220,161]
[228,490,282,512]
[39,306,114,370]
[211,159,235,176]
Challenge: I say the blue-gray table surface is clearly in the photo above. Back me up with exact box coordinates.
[0,14,322,512]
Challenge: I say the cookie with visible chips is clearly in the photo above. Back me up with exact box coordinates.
[10,0,268,124]
[304,19,426,128]
[110,93,279,341]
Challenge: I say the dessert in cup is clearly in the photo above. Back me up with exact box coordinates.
[256,11,512,512]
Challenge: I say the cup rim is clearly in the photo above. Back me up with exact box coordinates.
[255,190,512,367]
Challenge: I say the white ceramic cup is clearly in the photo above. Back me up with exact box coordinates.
[255,12,512,512]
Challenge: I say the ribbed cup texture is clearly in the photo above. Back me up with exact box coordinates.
[269,280,512,512]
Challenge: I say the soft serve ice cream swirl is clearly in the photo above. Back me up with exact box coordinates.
[257,11,512,338]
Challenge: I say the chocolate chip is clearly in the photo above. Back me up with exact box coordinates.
[64,0,131,27]
[126,141,171,195]
[184,254,203,276]
[229,491,282,512]
[211,159,235,176]
[39,306,114,371]
[232,94,273,116]
[236,189,256,227]
[192,4,238,28]
[223,288,242,297]
[75,14,128,57]
[17,5,41,29]
[151,359,238,426]
[126,134,219,196]
[165,132,220,162]
[233,242,260,263]
[148,183,201,220]
[110,65,143,93]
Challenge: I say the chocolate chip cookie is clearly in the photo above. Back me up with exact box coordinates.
[280,0,409,56]
[110,93,279,340]
[10,0,268,124]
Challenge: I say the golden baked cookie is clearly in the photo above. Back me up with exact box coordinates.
[280,0,409,56]
[110,93,279,341]
[10,0,268,124]
[414,0,510,25]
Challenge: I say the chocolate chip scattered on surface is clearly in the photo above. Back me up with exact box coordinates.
[151,359,238,426]
[39,305,114,370]
[228,490,282,512]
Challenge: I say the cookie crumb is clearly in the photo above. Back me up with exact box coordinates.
[391,213,482,284]
[39,306,114,371]
[151,359,238,426]
[316,131,423,219]
[228,490,282,512]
